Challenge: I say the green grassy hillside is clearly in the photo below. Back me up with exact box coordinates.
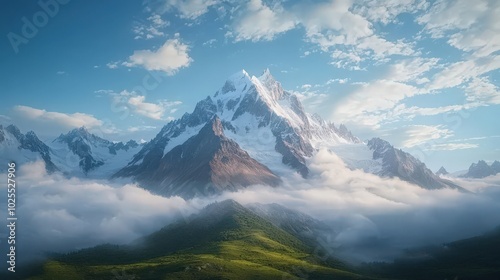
[22,200,376,280]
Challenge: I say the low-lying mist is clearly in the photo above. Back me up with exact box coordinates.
[2,150,500,264]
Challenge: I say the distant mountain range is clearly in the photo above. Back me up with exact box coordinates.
[460,160,500,178]
[0,69,469,197]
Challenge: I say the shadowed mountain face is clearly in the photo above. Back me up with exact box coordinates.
[367,138,462,190]
[115,117,281,198]
[436,166,449,176]
[461,160,500,178]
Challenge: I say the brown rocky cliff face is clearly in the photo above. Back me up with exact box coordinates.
[137,116,281,198]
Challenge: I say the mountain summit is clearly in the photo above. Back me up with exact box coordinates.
[114,69,362,195]
[111,69,464,196]
[436,166,449,176]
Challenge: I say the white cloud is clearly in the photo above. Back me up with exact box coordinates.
[417,0,487,37]
[292,90,329,110]
[386,57,440,83]
[160,0,220,19]
[13,105,103,130]
[393,104,466,119]
[108,90,182,120]
[220,150,500,262]
[231,0,296,42]
[56,71,66,75]
[127,125,157,132]
[300,0,416,67]
[1,161,198,261]
[353,0,429,25]
[128,95,180,120]
[396,125,454,148]
[332,79,421,128]
[427,56,500,91]
[465,76,500,105]
[202,38,217,46]
[7,151,500,264]
[327,78,349,84]
[301,84,312,90]
[228,0,416,66]
[125,38,193,75]
[417,0,500,58]
[424,143,479,151]
[133,14,169,40]
[106,61,120,69]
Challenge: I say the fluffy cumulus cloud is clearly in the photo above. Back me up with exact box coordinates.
[7,151,500,264]
[125,37,193,75]
[228,0,415,67]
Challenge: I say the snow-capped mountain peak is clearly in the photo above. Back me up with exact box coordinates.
[116,70,365,185]
[255,68,284,101]
[0,124,58,172]
[50,126,141,176]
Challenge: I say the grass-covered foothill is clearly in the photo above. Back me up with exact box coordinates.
[21,200,375,280]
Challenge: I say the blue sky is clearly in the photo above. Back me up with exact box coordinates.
[1,0,499,171]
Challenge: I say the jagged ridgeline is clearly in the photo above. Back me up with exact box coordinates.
[1,69,465,198]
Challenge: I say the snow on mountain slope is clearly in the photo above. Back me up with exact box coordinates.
[0,124,58,172]
[116,69,361,183]
[115,69,463,192]
[50,127,142,177]
[0,69,464,194]
[115,116,281,198]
